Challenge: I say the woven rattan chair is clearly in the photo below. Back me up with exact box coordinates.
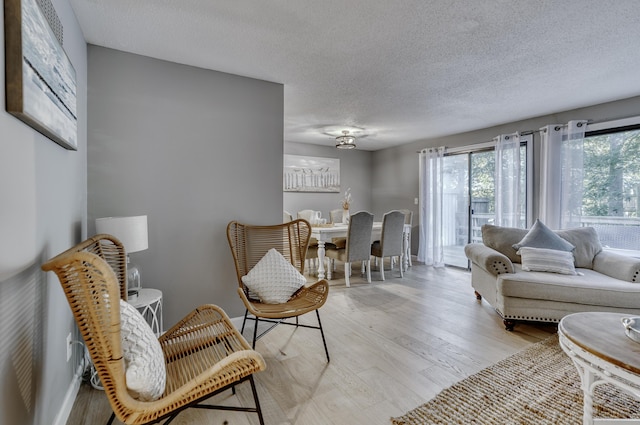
[371,210,405,280]
[42,234,266,425]
[226,219,331,362]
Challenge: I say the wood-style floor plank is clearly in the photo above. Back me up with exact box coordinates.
[65,264,556,425]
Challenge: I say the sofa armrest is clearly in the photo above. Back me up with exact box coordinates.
[593,250,640,283]
[464,243,514,276]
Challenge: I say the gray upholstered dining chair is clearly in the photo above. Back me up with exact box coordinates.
[325,211,374,287]
[371,210,405,280]
[398,208,413,268]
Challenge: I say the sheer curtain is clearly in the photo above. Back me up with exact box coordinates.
[494,132,522,227]
[539,120,588,229]
[418,147,445,267]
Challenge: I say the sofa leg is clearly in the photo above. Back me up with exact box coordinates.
[504,319,515,331]
[474,291,482,300]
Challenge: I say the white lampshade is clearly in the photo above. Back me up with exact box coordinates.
[95,215,148,253]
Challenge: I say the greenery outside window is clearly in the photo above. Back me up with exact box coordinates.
[581,124,640,254]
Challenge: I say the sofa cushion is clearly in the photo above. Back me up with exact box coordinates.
[518,247,577,275]
[555,227,602,269]
[482,225,528,263]
[498,265,640,309]
[512,219,575,253]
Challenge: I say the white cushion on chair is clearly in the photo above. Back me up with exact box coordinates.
[242,248,306,304]
[120,300,166,401]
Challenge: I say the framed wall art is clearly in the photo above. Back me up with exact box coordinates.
[284,155,340,192]
[4,0,77,150]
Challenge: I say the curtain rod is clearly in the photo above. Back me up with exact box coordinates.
[416,115,640,154]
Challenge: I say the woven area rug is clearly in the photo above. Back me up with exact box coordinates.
[391,334,640,424]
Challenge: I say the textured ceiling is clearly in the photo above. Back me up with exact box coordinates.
[70,0,640,151]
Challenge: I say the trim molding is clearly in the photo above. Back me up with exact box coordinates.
[52,363,84,425]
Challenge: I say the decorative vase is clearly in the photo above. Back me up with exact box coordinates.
[342,208,350,224]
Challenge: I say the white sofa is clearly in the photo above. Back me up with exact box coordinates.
[465,224,640,330]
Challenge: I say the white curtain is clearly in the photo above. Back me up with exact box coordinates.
[418,147,445,267]
[539,120,587,229]
[494,132,522,228]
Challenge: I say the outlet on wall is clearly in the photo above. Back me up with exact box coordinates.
[66,333,72,362]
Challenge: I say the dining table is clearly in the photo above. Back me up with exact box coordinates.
[310,222,411,280]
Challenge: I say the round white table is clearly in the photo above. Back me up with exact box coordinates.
[559,312,640,424]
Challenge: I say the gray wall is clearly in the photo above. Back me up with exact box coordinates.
[284,142,372,220]
[371,95,640,252]
[0,0,87,423]
[87,46,284,324]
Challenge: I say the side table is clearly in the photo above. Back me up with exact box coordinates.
[558,312,640,425]
[90,288,163,389]
[127,288,163,337]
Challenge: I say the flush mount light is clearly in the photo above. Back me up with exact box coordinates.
[336,130,356,149]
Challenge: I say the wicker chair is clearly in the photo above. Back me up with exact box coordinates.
[41,234,266,425]
[226,219,331,362]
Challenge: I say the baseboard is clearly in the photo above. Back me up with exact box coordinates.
[52,363,84,425]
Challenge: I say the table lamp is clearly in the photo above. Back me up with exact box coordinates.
[95,215,148,298]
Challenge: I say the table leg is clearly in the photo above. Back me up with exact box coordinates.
[317,241,326,280]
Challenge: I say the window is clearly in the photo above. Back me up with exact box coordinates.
[581,125,640,254]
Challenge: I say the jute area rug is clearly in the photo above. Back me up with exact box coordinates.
[392,334,640,424]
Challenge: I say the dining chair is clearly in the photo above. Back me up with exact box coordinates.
[371,210,405,280]
[325,211,374,287]
[297,210,321,275]
[42,234,266,425]
[226,219,331,362]
[330,208,344,224]
[398,208,413,268]
[283,210,294,223]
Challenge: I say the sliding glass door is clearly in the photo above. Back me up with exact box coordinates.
[442,140,530,268]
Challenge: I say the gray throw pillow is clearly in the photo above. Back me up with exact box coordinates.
[512,219,575,252]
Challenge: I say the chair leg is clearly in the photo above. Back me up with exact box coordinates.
[380,257,385,281]
[249,375,266,425]
[241,309,249,334]
[365,259,371,283]
[316,309,330,362]
[252,317,258,349]
[399,254,404,278]
[344,263,350,287]
[105,413,115,425]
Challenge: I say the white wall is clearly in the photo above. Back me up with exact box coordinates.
[0,0,87,423]
[87,46,284,324]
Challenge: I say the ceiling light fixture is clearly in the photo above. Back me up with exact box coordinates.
[335,130,356,149]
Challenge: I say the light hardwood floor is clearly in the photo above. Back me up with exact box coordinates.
[65,262,556,425]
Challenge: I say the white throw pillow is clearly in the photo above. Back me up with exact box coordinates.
[241,248,306,304]
[120,300,166,401]
[517,247,578,275]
